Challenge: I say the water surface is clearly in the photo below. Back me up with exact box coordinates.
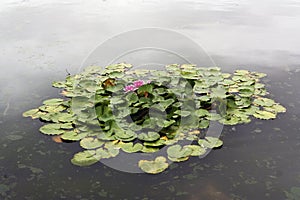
[0,0,300,199]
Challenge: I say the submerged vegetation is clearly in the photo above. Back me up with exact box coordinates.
[23,63,286,174]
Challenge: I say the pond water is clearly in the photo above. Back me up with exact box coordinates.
[1,0,300,199]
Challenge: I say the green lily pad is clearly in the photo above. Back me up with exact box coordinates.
[96,146,119,158]
[23,108,40,118]
[138,156,169,174]
[253,97,276,107]
[126,92,139,104]
[80,137,104,149]
[185,145,206,156]
[39,124,65,135]
[144,139,166,147]
[141,146,160,153]
[71,150,99,166]
[198,137,223,149]
[285,186,300,200]
[195,109,209,117]
[210,86,227,99]
[174,110,191,117]
[199,119,210,129]
[61,130,88,141]
[167,144,193,162]
[138,132,160,142]
[264,104,286,113]
[159,99,175,109]
[57,113,74,122]
[253,110,276,120]
[43,98,64,106]
[137,84,153,94]
[120,142,143,153]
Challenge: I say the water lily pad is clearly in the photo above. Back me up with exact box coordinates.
[253,110,276,120]
[285,186,300,200]
[120,142,143,153]
[137,84,153,94]
[43,98,64,106]
[80,137,104,149]
[198,137,223,149]
[141,146,160,153]
[39,124,65,135]
[22,108,39,117]
[96,146,119,158]
[71,150,99,166]
[253,97,275,107]
[199,119,210,128]
[174,110,191,117]
[126,92,139,104]
[159,99,175,109]
[264,104,286,113]
[195,109,209,117]
[220,116,240,125]
[138,156,169,174]
[167,144,193,162]
[138,132,160,142]
[185,145,206,156]
[57,113,74,122]
[144,139,166,147]
[210,86,227,99]
[61,130,88,141]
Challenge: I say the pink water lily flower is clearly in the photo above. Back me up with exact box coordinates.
[133,80,144,88]
[124,85,135,92]
[124,80,150,92]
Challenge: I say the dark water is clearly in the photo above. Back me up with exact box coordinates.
[1,1,300,199]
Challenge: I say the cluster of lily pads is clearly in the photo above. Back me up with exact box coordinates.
[23,63,286,174]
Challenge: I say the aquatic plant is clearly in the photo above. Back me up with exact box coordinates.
[23,63,286,174]
[285,186,300,200]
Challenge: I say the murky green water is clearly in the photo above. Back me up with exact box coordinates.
[1,1,300,199]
